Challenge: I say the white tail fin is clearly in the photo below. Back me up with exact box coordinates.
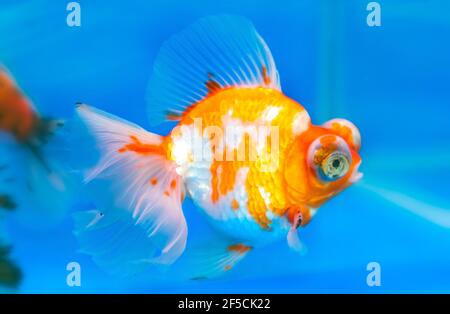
[73,105,187,275]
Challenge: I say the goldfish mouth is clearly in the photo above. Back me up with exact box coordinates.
[349,160,363,183]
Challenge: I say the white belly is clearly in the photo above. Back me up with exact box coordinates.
[182,160,289,246]
[171,124,290,246]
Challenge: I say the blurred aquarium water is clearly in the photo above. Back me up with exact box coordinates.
[0,0,449,293]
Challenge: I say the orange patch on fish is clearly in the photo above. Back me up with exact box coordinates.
[149,177,158,185]
[330,122,356,148]
[205,73,222,95]
[210,150,239,203]
[262,66,271,85]
[0,69,38,141]
[286,205,311,227]
[118,135,166,156]
[231,199,239,210]
[228,243,252,254]
[320,134,337,146]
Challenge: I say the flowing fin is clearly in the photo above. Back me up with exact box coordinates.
[73,208,173,275]
[287,228,304,252]
[146,15,281,125]
[360,182,450,228]
[177,240,252,280]
[73,105,187,274]
[285,205,309,254]
[287,224,308,255]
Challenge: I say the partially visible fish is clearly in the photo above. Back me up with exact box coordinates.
[0,69,38,141]
[0,67,64,169]
[0,66,72,225]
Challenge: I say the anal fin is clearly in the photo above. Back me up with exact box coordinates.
[178,241,252,280]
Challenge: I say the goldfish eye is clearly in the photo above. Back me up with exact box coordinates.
[320,152,350,180]
[307,135,352,182]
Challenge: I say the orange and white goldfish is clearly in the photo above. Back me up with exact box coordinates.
[73,15,362,278]
[0,67,70,223]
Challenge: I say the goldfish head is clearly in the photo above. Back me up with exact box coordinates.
[285,118,362,211]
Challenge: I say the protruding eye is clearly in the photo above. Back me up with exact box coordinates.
[307,135,352,182]
[320,151,350,180]
[322,118,361,151]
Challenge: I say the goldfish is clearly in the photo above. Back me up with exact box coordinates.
[72,15,362,278]
[0,66,71,225]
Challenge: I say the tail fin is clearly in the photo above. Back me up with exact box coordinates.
[72,105,187,275]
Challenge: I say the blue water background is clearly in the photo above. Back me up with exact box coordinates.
[0,0,449,293]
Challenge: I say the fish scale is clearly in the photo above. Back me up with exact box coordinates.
[172,87,305,231]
